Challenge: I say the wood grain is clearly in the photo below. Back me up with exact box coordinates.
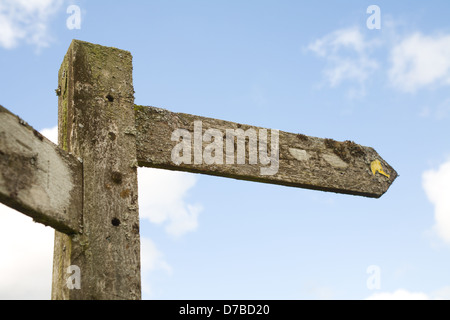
[135,106,397,198]
[52,40,141,300]
[0,105,82,234]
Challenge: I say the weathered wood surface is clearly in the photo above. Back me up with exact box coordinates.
[0,105,82,234]
[135,106,397,198]
[52,40,141,300]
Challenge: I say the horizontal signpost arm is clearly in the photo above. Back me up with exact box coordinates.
[135,105,397,198]
[0,105,82,234]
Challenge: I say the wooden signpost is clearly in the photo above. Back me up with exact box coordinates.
[0,40,397,300]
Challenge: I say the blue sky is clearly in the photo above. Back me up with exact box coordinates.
[1,0,450,300]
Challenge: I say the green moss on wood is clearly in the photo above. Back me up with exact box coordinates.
[134,105,145,113]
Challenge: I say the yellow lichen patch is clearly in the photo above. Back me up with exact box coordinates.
[120,188,131,198]
[371,159,390,178]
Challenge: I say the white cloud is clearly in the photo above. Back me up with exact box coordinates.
[389,33,450,92]
[0,206,175,300]
[423,159,450,244]
[138,167,202,237]
[308,27,366,57]
[309,25,450,98]
[0,0,63,49]
[0,204,54,299]
[141,238,172,275]
[307,27,379,96]
[138,168,202,297]
[40,125,58,144]
[432,286,450,300]
[305,282,335,299]
[140,237,172,298]
[366,289,429,300]
[366,287,450,300]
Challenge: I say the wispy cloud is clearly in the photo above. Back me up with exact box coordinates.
[389,33,450,93]
[307,27,379,98]
[0,0,63,50]
[419,98,450,120]
[308,24,450,100]
[140,237,172,298]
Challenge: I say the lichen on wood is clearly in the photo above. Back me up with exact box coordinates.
[135,105,397,198]
[52,40,141,300]
[0,105,82,234]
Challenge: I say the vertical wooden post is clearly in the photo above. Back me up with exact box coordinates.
[52,40,141,299]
